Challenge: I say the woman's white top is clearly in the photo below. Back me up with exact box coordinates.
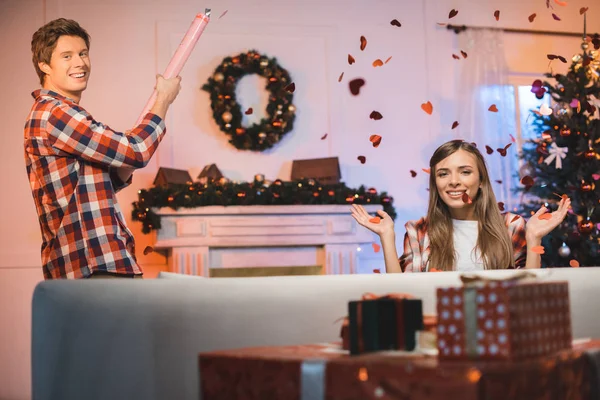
[452,219,485,271]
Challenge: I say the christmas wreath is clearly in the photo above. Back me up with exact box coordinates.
[201,50,296,151]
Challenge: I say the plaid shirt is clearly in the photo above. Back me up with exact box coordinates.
[399,212,527,272]
[24,89,166,279]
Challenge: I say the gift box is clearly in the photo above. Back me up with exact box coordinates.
[436,275,572,361]
[348,294,424,355]
[199,340,600,400]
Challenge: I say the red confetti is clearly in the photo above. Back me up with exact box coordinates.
[520,175,534,190]
[460,50,468,58]
[348,54,356,65]
[496,143,512,157]
[448,9,458,19]
[451,121,459,129]
[528,13,537,23]
[373,268,381,273]
[554,0,568,6]
[349,78,365,95]
[421,101,433,115]
[369,216,381,224]
[531,246,545,255]
[547,54,567,63]
[410,170,417,177]
[244,107,253,115]
[284,82,296,93]
[321,133,328,140]
[509,134,516,143]
[580,7,588,15]
[461,192,473,204]
[338,72,344,82]
[538,213,552,220]
[494,10,500,21]
[369,134,382,148]
[372,59,384,67]
[218,10,228,19]
[384,56,392,64]
[498,202,505,212]
[143,246,154,255]
[357,155,366,164]
[370,111,383,120]
[422,168,430,174]
[488,104,499,112]
[360,35,367,51]
[511,215,520,223]
[570,259,580,268]
[552,13,561,21]
[390,19,401,27]
[495,180,503,184]
[485,145,494,155]
[452,54,461,60]
[372,243,381,253]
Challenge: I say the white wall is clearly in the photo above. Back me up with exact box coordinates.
[1,0,598,398]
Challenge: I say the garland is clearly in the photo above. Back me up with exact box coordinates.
[201,50,296,151]
[132,178,396,234]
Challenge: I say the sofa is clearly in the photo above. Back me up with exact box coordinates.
[31,267,600,400]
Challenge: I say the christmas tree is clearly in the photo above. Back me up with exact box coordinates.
[516,32,600,267]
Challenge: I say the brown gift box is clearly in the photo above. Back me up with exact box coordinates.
[199,340,599,400]
[436,279,572,361]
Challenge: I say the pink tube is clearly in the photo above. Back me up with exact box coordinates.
[135,10,211,125]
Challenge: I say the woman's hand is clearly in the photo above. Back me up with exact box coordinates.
[350,204,395,238]
[525,196,571,241]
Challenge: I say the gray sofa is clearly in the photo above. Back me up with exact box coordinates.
[31,268,600,400]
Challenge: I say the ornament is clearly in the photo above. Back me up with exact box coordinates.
[552,103,573,119]
[254,174,265,183]
[584,149,597,160]
[367,187,378,195]
[288,105,296,112]
[307,179,316,186]
[328,190,335,196]
[259,58,269,67]
[273,179,283,186]
[219,177,229,185]
[222,111,233,123]
[543,142,569,169]
[579,218,594,235]
[559,127,571,137]
[580,180,595,192]
[213,72,224,82]
[558,242,571,258]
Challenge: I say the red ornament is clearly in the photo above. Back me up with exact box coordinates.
[584,149,597,160]
[559,127,571,137]
[578,218,594,235]
[581,181,595,192]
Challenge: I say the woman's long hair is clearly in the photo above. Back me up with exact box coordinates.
[426,140,514,271]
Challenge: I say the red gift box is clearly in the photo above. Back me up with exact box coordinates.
[436,276,572,361]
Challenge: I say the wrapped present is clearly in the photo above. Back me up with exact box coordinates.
[199,340,600,400]
[348,293,424,355]
[436,272,572,361]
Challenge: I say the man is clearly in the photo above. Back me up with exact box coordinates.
[25,18,181,279]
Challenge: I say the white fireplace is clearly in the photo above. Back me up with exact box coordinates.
[153,205,382,277]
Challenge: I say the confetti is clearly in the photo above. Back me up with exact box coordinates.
[373,268,381,273]
[531,245,545,254]
[410,170,417,177]
[580,7,588,15]
[452,54,461,60]
[421,101,433,115]
[348,54,356,65]
[538,213,553,220]
[370,111,383,120]
[531,79,546,99]
[495,180,503,184]
[520,175,534,190]
[372,59,384,67]
[369,216,381,224]
[284,82,296,93]
[554,0,568,6]
[448,9,458,19]
[338,72,344,82]
[357,155,366,164]
[451,121,459,129]
[488,104,499,112]
[390,19,401,27]
[494,10,500,21]
[498,202,505,211]
[349,78,365,95]
[539,103,553,116]
[462,192,473,204]
[372,243,381,253]
[360,35,367,51]
[552,13,561,21]
[509,134,516,143]
[429,268,441,272]
[422,168,430,174]
[485,145,494,155]
[461,50,468,58]
[244,107,253,115]
[369,134,382,147]
[384,56,392,64]
[511,215,521,223]
[321,133,328,140]
[570,259,580,268]
[218,10,228,19]
[497,143,512,157]
[528,13,537,23]
[547,54,567,63]
[143,246,154,255]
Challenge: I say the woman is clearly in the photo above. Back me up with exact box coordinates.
[351,140,570,272]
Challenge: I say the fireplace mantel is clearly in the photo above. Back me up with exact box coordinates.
[153,204,381,277]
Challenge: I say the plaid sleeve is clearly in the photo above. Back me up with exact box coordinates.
[399,231,414,273]
[399,219,426,273]
[109,167,133,193]
[45,105,166,169]
[506,213,527,269]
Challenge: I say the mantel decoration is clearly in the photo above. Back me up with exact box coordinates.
[131,175,396,234]
[201,50,296,151]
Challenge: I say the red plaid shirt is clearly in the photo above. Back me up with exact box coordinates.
[24,89,166,279]
[399,212,527,272]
